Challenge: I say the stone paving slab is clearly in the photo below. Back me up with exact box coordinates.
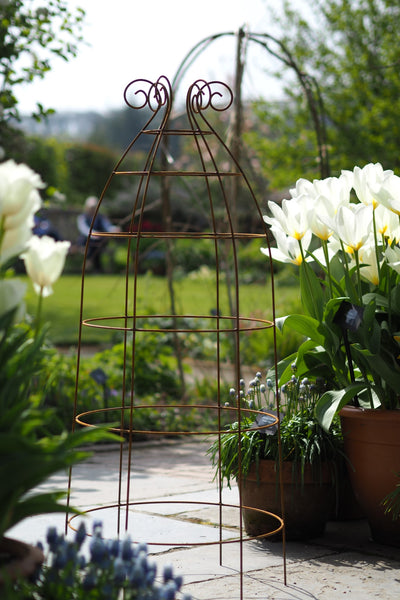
[174,547,400,599]
[8,439,400,599]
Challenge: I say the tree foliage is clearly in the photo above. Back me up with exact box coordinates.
[0,0,85,125]
[248,0,400,189]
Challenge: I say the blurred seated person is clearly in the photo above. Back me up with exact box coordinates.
[77,196,120,272]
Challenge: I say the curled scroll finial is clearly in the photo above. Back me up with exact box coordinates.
[187,80,233,115]
[123,76,172,113]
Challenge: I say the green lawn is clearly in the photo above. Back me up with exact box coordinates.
[24,273,302,351]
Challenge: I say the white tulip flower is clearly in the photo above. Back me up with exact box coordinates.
[374,203,400,241]
[358,243,382,286]
[0,221,33,265]
[3,188,41,231]
[264,196,312,241]
[263,226,312,266]
[0,279,27,319]
[0,159,44,219]
[330,204,373,253]
[352,162,392,208]
[313,171,353,210]
[289,173,352,242]
[370,171,400,215]
[309,185,350,242]
[21,235,71,297]
[289,177,317,199]
[385,245,400,275]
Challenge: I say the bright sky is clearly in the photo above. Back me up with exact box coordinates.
[17,0,291,115]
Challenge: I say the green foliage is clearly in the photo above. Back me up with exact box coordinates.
[3,132,128,207]
[36,331,218,437]
[208,373,343,488]
[277,254,400,430]
[34,349,100,430]
[245,99,320,189]
[0,309,116,539]
[172,238,216,275]
[23,274,303,364]
[89,332,182,399]
[64,142,121,205]
[7,135,70,200]
[249,0,400,186]
[0,0,85,125]
[236,238,273,283]
[382,473,400,521]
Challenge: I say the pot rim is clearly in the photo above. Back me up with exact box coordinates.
[340,405,400,421]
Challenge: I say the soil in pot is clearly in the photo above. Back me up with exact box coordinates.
[340,405,400,547]
[239,459,336,541]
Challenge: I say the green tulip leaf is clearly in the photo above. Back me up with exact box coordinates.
[299,260,325,321]
[5,492,72,532]
[314,383,367,431]
[277,314,325,346]
[270,353,297,387]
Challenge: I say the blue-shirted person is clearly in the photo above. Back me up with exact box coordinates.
[77,196,120,272]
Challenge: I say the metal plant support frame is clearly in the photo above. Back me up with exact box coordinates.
[67,76,286,596]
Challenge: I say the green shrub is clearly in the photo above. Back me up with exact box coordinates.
[172,238,215,274]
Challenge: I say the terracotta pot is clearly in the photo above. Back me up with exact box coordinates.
[0,536,44,586]
[340,405,400,547]
[239,459,336,540]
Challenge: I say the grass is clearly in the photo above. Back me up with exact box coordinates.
[23,272,303,354]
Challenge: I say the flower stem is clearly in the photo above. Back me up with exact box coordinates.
[372,209,381,282]
[299,239,322,321]
[354,250,362,304]
[0,216,5,265]
[340,239,350,277]
[35,287,44,338]
[322,240,333,298]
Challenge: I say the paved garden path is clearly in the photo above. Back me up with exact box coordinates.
[10,438,400,599]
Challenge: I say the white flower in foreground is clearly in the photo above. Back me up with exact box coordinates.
[370,171,400,215]
[0,159,44,220]
[308,196,336,241]
[289,177,317,199]
[330,204,373,253]
[313,171,353,211]
[264,196,312,241]
[288,172,352,242]
[310,175,351,241]
[3,188,41,231]
[21,235,71,297]
[352,162,392,208]
[262,227,312,266]
[0,279,26,320]
[358,243,382,286]
[0,221,33,265]
[374,204,400,242]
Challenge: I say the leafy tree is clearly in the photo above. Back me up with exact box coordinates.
[64,142,118,204]
[248,0,400,189]
[0,0,85,125]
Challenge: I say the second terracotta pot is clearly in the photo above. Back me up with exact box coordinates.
[239,459,336,540]
[340,405,400,546]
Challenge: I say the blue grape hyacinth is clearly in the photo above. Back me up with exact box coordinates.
[20,521,192,600]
